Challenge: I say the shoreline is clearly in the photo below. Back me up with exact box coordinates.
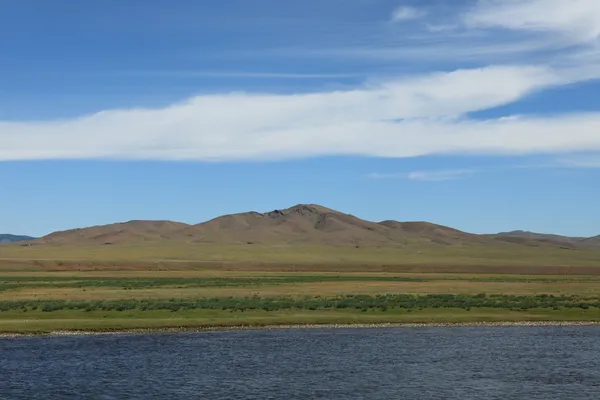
[2,320,600,339]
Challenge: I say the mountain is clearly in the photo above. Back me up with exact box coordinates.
[0,234,36,244]
[27,204,599,249]
[176,204,394,246]
[174,204,495,247]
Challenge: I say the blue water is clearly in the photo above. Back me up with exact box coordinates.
[1,326,600,399]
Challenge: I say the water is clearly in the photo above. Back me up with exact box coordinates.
[1,326,600,399]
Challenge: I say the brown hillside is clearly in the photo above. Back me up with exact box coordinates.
[176,204,494,247]
[39,220,190,245]
[493,230,583,242]
[378,220,482,245]
[490,230,595,249]
[581,235,600,247]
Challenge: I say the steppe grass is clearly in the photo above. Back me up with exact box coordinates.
[1,307,600,334]
[2,242,600,269]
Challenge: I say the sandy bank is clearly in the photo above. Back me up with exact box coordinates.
[2,320,600,338]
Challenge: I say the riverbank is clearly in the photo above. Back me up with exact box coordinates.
[2,305,600,337]
[2,320,600,338]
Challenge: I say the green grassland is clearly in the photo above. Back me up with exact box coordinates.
[2,308,600,334]
[1,262,600,333]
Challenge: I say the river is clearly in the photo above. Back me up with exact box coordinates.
[1,326,599,399]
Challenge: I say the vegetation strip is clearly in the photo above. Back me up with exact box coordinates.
[2,294,600,312]
[2,275,598,292]
[0,276,430,291]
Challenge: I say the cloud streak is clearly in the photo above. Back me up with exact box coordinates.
[557,154,600,168]
[2,63,600,161]
[391,6,426,22]
[408,170,475,181]
[113,71,360,79]
[368,169,475,181]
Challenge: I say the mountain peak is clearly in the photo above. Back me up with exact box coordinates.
[266,204,339,218]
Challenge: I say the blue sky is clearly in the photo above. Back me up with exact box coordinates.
[1,0,600,237]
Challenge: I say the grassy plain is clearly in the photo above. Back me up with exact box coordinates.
[1,242,599,334]
[2,242,600,270]
[1,254,600,333]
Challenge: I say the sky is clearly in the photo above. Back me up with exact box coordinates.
[1,0,600,237]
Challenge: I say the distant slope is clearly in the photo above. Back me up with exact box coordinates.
[581,235,600,247]
[491,230,595,249]
[494,230,584,242]
[0,234,36,244]
[38,220,191,245]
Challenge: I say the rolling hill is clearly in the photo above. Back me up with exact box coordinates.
[37,220,190,245]
[490,230,590,249]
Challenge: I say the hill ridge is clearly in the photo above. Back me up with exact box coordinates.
[0,234,36,244]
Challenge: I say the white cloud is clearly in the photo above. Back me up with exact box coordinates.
[2,63,600,162]
[3,2,600,163]
[391,6,426,22]
[464,0,600,44]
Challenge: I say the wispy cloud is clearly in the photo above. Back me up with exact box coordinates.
[297,38,560,62]
[367,156,600,182]
[3,2,600,163]
[408,170,475,181]
[366,172,407,179]
[264,0,600,67]
[391,6,426,22]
